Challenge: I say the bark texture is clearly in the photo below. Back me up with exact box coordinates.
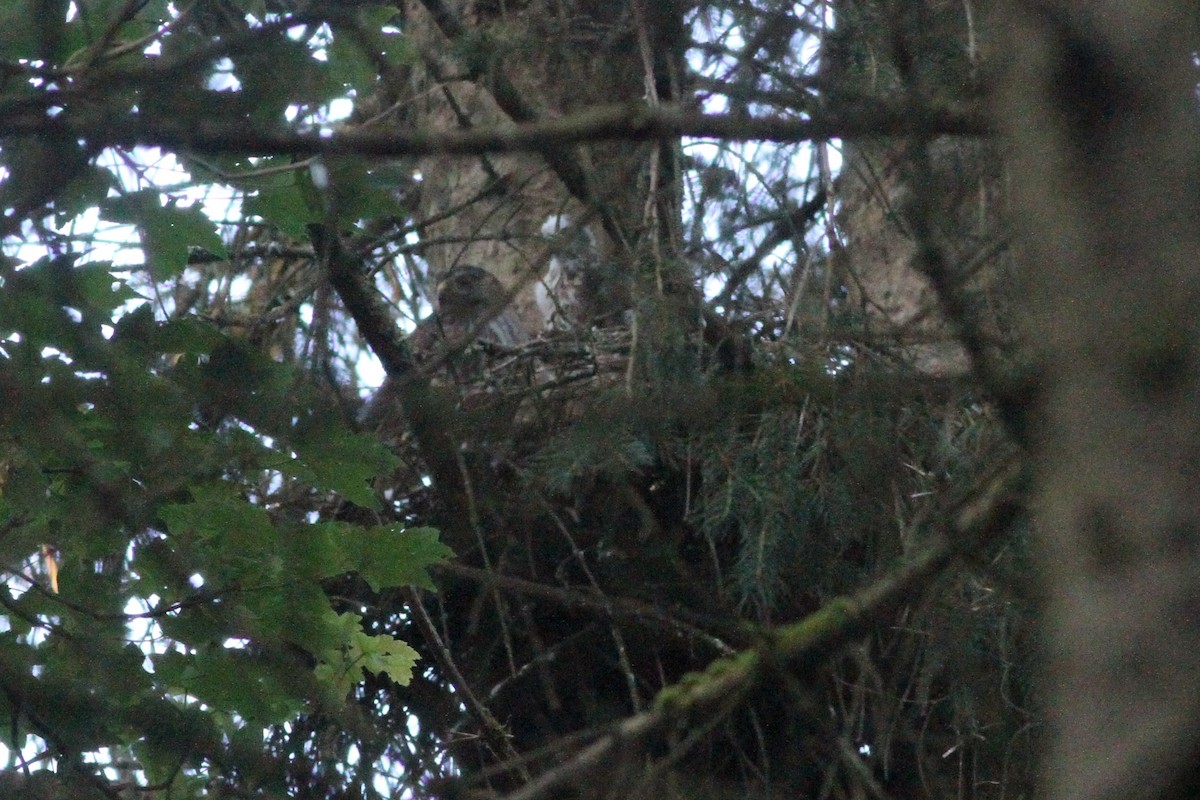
[399,0,685,334]
[997,5,1200,799]
[828,0,1011,374]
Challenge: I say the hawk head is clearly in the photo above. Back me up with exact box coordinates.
[435,264,499,316]
[432,264,527,347]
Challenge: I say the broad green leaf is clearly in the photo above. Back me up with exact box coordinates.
[242,0,268,18]
[135,700,220,772]
[54,166,119,225]
[102,191,227,278]
[0,258,83,345]
[328,31,378,95]
[319,157,409,223]
[71,262,143,314]
[281,521,354,581]
[314,612,419,703]
[244,181,321,239]
[232,36,334,121]
[144,204,229,277]
[0,256,136,360]
[134,0,173,23]
[160,484,279,581]
[251,581,341,653]
[354,630,419,686]
[313,628,357,704]
[170,338,298,427]
[158,648,305,724]
[359,5,402,28]
[356,525,451,592]
[157,603,239,648]
[0,3,37,60]
[112,310,224,359]
[356,6,416,67]
[288,423,398,509]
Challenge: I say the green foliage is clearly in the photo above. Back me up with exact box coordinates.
[285,424,400,510]
[824,0,984,106]
[690,377,1005,611]
[0,253,447,789]
[243,176,323,239]
[0,0,466,793]
[314,612,420,706]
[534,415,655,496]
[692,407,825,610]
[356,526,450,592]
[102,191,228,279]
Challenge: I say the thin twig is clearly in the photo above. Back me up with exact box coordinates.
[404,587,531,780]
[499,456,1023,800]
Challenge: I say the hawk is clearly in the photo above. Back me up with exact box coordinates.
[535,214,630,331]
[410,263,526,358]
[360,264,527,429]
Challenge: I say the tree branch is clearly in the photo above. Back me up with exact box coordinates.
[433,561,743,654]
[309,224,472,548]
[0,100,989,160]
[497,456,1024,800]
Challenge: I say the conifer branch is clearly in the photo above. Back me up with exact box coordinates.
[498,456,1024,800]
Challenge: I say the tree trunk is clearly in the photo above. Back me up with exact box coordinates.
[828,0,1011,375]
[381,0,695,787]
[997,5,1200,799]
[398,0,686,333]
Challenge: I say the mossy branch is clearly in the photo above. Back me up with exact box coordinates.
[501,456,1024,800]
